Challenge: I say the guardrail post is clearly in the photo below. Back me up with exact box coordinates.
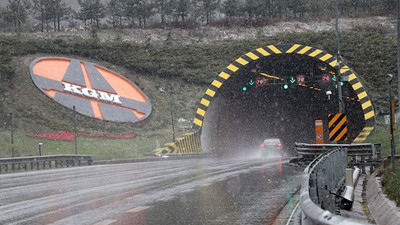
[375,143,381,160]
[361,156,366,174]
[333,155,338,213]
[346,168,354,185]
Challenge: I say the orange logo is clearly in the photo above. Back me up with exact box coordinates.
[29,57,152,123]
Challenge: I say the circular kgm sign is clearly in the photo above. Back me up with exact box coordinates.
[29,57,152,123]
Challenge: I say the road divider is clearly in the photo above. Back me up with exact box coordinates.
[295,143,381,173]
[299,148,372,225]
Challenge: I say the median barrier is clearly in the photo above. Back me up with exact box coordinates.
[299,148,372,225]
[295,143,381,173]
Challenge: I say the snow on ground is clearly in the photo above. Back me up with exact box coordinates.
[4,16,395,44]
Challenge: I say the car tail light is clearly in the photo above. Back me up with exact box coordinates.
[277,142,282,147]
[260,143,265,148]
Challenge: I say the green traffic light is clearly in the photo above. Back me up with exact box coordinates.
[242,86,247,92]
[340,81,344,86]
[283,84,289,90]
[249,79,255,86]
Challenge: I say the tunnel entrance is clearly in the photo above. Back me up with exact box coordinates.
[194,44,375,156]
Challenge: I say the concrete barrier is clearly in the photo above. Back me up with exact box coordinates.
[366,171,400,225]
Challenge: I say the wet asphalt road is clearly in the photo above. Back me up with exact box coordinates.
[0,156,302,225]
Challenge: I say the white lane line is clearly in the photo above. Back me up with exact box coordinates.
[157,195,175,202]
[92,219,116,225]
[198,183,211,187]
[126,206,150,213]
[285,202,300,225]
[180,188,195,193]
[126,193,144,200]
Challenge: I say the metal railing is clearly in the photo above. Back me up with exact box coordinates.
[295,143,381,173]
[0,154,93,173]
[300,148,369,225]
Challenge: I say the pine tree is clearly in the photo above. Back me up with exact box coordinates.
[5,0,30,30]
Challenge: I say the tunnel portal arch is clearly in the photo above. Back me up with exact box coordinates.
[193,44,375,155]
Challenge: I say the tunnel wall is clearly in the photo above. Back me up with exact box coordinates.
[193,44,375,154]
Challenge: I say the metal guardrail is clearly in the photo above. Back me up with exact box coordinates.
[0,154,93,173]
[295,143,381,173]
[300,148,369,225]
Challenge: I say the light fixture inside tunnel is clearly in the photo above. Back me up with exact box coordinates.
[282,83,289,90]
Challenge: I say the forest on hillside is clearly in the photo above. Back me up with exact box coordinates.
[0,0,397,32]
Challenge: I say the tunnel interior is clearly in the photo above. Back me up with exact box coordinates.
[201,54,365,156]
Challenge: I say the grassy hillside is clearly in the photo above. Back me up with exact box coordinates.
[0,27,397,159]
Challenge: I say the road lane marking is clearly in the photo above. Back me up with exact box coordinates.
[157,195,175,202]
[180,188,194,193]
[92,219,116,225]
[126,193,144,200]
[127,206,149,213]
[198,183,211,187]
[286,202,300,225]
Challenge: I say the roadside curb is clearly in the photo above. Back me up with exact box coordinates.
[270,188,300,225]
[366,171,400,225]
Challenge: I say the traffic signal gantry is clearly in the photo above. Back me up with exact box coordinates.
[241,69,345,94]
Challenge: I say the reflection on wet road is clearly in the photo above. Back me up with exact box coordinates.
[0,156,301,225]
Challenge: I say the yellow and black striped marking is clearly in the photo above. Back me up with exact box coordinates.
[328,113,348,142]
[353,126,374,142]
[153,131,202,155]
[193,44,375,143]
